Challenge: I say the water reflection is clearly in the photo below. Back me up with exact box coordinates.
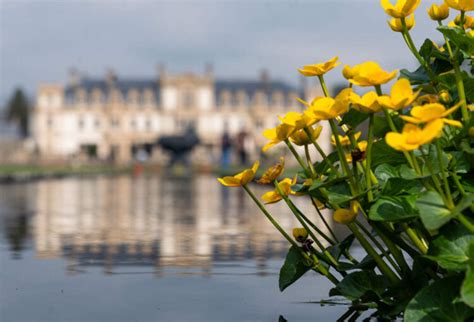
[1,175,336,276]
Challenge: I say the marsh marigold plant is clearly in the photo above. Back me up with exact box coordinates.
[218,1,474,320]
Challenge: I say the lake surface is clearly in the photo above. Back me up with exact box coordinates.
[0,174,355,322]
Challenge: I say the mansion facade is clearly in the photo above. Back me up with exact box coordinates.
[31,66,324,164]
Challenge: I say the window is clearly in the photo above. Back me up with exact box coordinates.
[94,119,100,129]
[145,119,152,132]
[182,90,194,108]
[78,118,85,130]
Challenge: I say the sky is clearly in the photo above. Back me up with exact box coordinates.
[0,0,446,106]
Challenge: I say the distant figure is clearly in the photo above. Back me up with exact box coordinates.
[221,130,232,169]
[236,129,248,165]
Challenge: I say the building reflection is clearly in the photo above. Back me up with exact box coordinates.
[4,175,335,276]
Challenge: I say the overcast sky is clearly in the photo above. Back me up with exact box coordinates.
[0,0,445,105]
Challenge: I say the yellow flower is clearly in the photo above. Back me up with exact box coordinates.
[256,157,285,184]
[331,131,362,146]
[297,56,340,77]
[449,14,474,28]
[292,228,308,242]
[385,120,444,151]
[444,0,474,12]
[350,91,383,113]
[290,125,323,146]
[333,208,357,225]
[439,90,451,104]
[342,62,398,87]
[428,3,450,21]
[279,111,313,130]
[262,123,296,152]
[388,14,415,32]
[381,0,421,18]
[400,102,463,127]
[261,177,297,204]
[304,88,352,121]
[217,161,260,187]
[377,78,420,110]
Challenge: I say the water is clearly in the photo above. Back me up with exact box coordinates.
[0,175,352,322]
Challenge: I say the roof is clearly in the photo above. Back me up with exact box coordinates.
[64,77,301,106]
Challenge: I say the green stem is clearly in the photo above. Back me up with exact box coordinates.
[365,113,375,202]
[284,139,311,178]
[451,171,466,196]
[329,119,356,193]
[242,185,298,248]
[458,214,474,234]
[401,18,437,81]
[435,140,454,208]
[419,147,450,206]
[311,197,340,243]
[401,223,428,254]
[318,75,330,97]
[349,222,400,284]
[304,144,316,177]
[304,127,339,176]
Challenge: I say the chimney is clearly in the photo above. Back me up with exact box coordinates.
[105,69,117,87]
[260,69,270,92]
[68,67,81,87]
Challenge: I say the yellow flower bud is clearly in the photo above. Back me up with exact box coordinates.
[439,91,451,104]
[388,14,415,32]
[292,227,308,242]
[427,3,449,21]
[333,208,357,225]
[256,157,285,184]
[469,127,474,137]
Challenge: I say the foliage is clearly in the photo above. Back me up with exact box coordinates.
[219,2,474,320]
[5,88,30,137]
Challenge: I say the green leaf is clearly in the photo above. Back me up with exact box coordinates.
[327,234,354,261]
[438,26,474,58]
[371,140,406,168]
[416,191,453,230]
[382,178,423,196]
[330,271,389,301]
[369,195,418,222]
[405,275,474,322]
[464,76,474,103]
[279,246,311,292]
[374,163,399,182]
[340,108,369,129]
[400,66,430,85]
[461,239,474,307]
[426,223,473,270]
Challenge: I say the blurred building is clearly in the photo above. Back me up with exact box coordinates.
[30,66,323,164]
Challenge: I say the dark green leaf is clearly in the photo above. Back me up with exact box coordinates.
[438,26,474,58]
[340,108,369,129]
[426,223,473,270]
[382,178,423,196]
[400,66,430,85]
[279,246,311,292]
[416,191,453,230]
[331,271,389,301]
[327,234,354,261]
[371,140,406,168]
[461,239,474,307]
[369,195,418,222]
[374,163,399,182]
[405,275,474,322]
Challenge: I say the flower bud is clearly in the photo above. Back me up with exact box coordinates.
[292,227,308,242]
[439,91,451,104]
[427,3,449,21]
[333,208,357,225]
[469,127,474,137]
[388,15,415,33]
[256,157,284,184]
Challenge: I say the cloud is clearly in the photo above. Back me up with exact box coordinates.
[0,0,443,105]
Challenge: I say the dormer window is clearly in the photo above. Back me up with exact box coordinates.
[127,89,139,107]
[143,89,155,107]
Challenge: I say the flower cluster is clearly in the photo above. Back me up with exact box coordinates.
[218,1,474,320]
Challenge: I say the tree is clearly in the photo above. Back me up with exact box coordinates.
[5,88,30,138]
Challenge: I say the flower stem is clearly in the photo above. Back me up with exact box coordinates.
[242,185,298,248]
[304,127,339,176]
[304,144,316,177]
[365,113,375,202]
[311,197,340,243]
[318,75,330,97]
[435,140,454,208]
[349,222,400,284]
[284,139,311,178]
[329,119,356,193]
